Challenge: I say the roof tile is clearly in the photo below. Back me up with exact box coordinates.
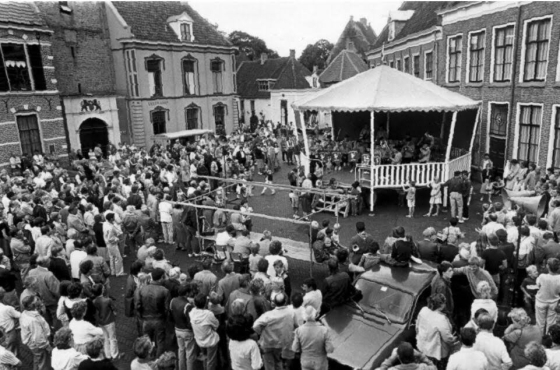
[319,50,368,86]
[0,2,45,27]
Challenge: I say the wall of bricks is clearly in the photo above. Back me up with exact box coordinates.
[35,1,117,96]
[438,3,560,169]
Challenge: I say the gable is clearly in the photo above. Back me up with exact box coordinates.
[327,18,377,65]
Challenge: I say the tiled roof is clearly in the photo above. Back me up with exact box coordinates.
[111,1,232,47]
[327,18,377,65]
[0,2,45,27]
[372,1,462,50]
[236,57,311,99]
[319,50,368,86]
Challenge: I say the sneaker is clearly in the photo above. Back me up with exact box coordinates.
[188,254,193,258]
[423,213,431,217]
[459,219,465,223]
[406,215,412,218]
[463,218,469,221]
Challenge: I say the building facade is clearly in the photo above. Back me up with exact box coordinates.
[367,1,560,174]
[327,16,377,65]
[35,1,123,155]
[0,2,67,166]
[106,1,238,148]
[236,51,321,127]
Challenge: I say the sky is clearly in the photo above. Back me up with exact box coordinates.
[189,0,403,57]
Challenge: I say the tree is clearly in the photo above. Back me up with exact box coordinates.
[298,39,334,71]
[228,30,279,61]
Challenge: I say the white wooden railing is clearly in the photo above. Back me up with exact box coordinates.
[356,152,472,188]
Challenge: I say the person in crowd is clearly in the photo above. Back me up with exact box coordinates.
[20,295,51,370]
[473,313,512,370]
[0,287,20,356]
[536,257,560,334]
[321,258,358,315]
[378,342,436,370]
[470,281,498,324]
[190,293,220,370]
[77,337,118,370]
[446,327,488,370]
[503,308,542,369]
[51,327,88,370]
[227,313,263,370]
[520,342,548,370]
[431,262,454,317]
[27,255,60,328]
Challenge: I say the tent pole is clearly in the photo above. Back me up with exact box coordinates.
[293,112,299,141]
[386,112,390,138]
[440,112,446,140]
[445,111,458,163]
[370,110,375,215]
[300,110,311,175]
[469,106,482,168]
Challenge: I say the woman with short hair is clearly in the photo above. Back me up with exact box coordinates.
[68,301,103,354]
[51,327,87,370]
[130,335,155,370]
[519,341,548,370]
[470,281,498,323]
[77,337,118,370]
[292,306,334,370]
[504,308,542,369]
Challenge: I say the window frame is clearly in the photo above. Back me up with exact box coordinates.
[213,103,227,132]
[548,105,560,168]
[424,50,434,80]
[396,58,402,71]
[520,15,553,83]
[447,34,463,83]
[15,113,43,156]
[180,23,193,42]
[185,103,201,130]
[145,54,165,98]
[403,56,410,74]
[491,23,515,83]
[125,50,139,97]
[0,42,41,92]
[389,60,395,69]
[150,106,168,135]
[467,29,486,83]
[486,101,510,152]
[181,55,198,96]
[412,53,420,78]
[514,103,543,164]
[210,58,224,94]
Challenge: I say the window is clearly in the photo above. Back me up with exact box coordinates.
[152,110,166,135]
[0,44,31,91]
[17,115,41,156]
[211,59,223,94]
[146,59,163,97]
[312,76,318,87]
[59,1,72,14]
[214,104,226,134]
[185,105,199,130]
[489,103,508,136]
[182,58,197,95]
[413,55,420,78]
[180,23,192,42]
[469,31,485,82]
[250,100,255,116]
[552,107,560,168]
[523,18,551,82]
[425,51,433,80]
[396,59,401,71]
[448,35,462,83]
[403,56,410,74]
[389,60,395,68]
[257,80,269,91]
[493,25,514,82]
[125,50,139,97]
[518,105,541,163]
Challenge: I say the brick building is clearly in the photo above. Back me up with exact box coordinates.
[368,1,560,174]
[327,16,377,65]
[35,1,124,155]
[105,1,238,148]
[0,2,67,166]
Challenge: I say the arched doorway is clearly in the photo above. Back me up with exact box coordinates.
[79,118,109,156]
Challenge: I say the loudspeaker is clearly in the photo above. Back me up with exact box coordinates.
[501,189,536,210]
[510,195,547,218]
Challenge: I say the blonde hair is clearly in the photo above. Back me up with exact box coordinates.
[526,265,538,274]
[476,281,492,299]
[303,306,317,322]
[508,308,531,326]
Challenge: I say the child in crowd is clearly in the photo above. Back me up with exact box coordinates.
[492,176,505,196]
[480,176,493,202]
[403,180,416,218]
[270,260,291,303]
[289,190,300,219]
[426,176,442,217]
[261,166,275,195]
[441,217,464,246]
[92,283,119,360]
[249,243,262,277]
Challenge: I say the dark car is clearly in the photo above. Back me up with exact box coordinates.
[321,262,436,370]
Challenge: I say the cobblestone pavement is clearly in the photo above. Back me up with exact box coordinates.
[18,163,484,369]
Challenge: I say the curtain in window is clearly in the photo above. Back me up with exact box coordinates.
[518,106,541,162]
[27,45,46,91]
[503,27,514,79]
[183,60,196,95]
[536,22,549,79]
[554,109,560,167]
[213,72,223,94]
[147,60,162,96]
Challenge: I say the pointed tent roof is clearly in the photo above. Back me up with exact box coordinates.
[319,50,368,85]
[293,65,479,113]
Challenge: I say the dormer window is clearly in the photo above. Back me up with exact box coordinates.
[257,79,276,91]
[167,12,195,42]
[180,23,192,42]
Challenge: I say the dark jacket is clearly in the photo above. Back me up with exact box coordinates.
[322,272,356,309]
[135,281,170,320]
[48,257,71,282]
[170,296,193,330]
[93,296,116,326]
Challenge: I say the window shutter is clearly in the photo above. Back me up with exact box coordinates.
[0,51,9,92]
[27,45,47,91]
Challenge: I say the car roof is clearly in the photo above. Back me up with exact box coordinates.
[357,262,436,295]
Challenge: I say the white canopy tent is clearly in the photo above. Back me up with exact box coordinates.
[292,65,481,212]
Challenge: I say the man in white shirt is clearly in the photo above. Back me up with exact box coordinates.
[447,327,488,370]
[546,323,560,370]
[481,214,505,235]
[35,227,54,258]
[302,278,322,313]
[69,243,87,280]
[158,195,173,244]
[0,287,21,355]
[473,314,512,370]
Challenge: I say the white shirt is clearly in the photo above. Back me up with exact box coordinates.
[229,339,263,370]
[68,319,103,345]
[303,290,322,313]
[159,201,173,223]
[51,347,87,370]
[481,221,505,236]
[0,302,20,332]
[546,347,560,370]
[216,231,232,247]
[70,250,87,279]
[265,255,288,277]
[473,331,511,370]
[447,346,488,370]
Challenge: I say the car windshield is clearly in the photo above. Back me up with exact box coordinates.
[355,279,414,324]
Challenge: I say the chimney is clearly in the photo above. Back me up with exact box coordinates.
[313,65,318,74]
[260,53,268,65]
[360,17,367,26]
[289,49,295,58]
[350,15,354,21]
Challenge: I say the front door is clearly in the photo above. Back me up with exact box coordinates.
[281,100,288,126]
[79,118,109,156]
[488,103,509,176]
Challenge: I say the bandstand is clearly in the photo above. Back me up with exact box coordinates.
[292,65,481,212]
